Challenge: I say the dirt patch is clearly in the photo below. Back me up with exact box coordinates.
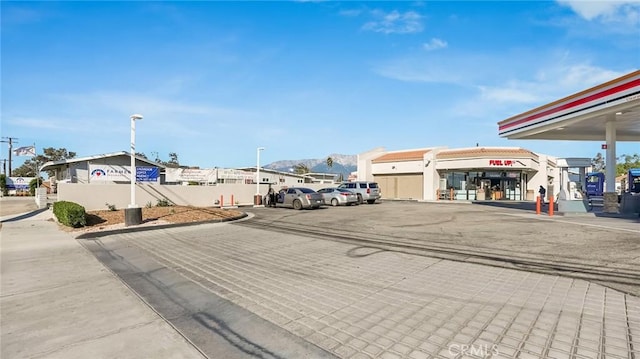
[66,206,244,233]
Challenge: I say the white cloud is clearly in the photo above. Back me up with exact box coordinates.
[478,86,541,104]
[423,38,448,51]
[6,117,78,131]
[557,0,640,24]
[373,59,463,83]
[1,5,49,26]
[454,63,631,119]
[339,9,363,17]
[362,10,423,34]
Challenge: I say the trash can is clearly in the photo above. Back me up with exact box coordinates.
[254,194,262,206]
[124,207,143,226]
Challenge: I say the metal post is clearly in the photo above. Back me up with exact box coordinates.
[125,114,143,226]
[130,117,136,208]
[1,137,18,176]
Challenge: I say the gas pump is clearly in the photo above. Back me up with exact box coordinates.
[585,172,604,197]
[628,168,640,193]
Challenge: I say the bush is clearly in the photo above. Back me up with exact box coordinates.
[29,177,43,196]
[156,198,173,207]
[0,174,7,196]
[53,201,86,228]
[105,202,117,211]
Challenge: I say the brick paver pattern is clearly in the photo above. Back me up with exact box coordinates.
[111,224,640,359]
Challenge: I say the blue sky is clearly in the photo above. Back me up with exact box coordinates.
[2,1,639,170]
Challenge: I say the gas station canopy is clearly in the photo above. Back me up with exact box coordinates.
[497,70,640,212]
[498,70,640,141]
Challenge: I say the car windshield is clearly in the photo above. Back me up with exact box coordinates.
[298,188,316,194]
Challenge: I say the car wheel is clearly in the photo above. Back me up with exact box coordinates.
[367,199,376,204]
[293,199,303,210]
[357,194,363,204]
[331,198,339,207]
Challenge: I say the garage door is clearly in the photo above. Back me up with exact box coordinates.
[374,174,423,200]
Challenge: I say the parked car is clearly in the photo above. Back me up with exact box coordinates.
[275,187,324,210]
[337,181,381,204]
[317,187,359,206]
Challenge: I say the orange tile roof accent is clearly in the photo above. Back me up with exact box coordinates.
[372,149,431,163]
[436,147,538,160]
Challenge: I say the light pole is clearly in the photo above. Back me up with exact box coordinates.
[125,114,143,226]
[255,147,265,206]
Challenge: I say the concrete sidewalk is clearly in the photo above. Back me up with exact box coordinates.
[0,209,205,359]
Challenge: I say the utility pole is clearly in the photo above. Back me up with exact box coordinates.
[1,137,18,177]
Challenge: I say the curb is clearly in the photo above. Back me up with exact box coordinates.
[0,207,50,223]
[76,212,249,240]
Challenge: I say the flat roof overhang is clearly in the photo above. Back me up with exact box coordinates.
[498,70,640,141]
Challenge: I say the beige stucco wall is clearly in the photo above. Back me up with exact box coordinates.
[357,147,385,181]
[372,160,425,174]
[423,150,439,201]
[361,147,559,201]
[57,182,333,211]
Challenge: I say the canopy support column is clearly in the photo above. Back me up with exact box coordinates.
[603,117,618,213]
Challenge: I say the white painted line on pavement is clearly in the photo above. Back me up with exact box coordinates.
[499,212,640,234]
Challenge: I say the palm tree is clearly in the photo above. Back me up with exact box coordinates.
[293,163,310,174]
[326,156,334,171]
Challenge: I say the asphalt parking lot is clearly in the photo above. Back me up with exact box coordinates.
[80,200,639,359]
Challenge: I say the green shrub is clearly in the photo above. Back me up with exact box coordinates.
[0,174,7,196]
[156,198,172,207]
[53,201,87,228]
[29,177,43,196]
[105,202,117,211]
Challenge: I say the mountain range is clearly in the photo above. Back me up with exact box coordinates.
[265,154,357,177]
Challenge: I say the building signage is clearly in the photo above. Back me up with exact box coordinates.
[89,164,131,181]
[489,160,514,166]
[164,168,217,183]
[89,164,159,182]
[5,177,34,190]
[136,167,159,182]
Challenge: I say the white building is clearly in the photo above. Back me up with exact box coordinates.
[358,146,561,201]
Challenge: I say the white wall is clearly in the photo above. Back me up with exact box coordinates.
[357,147,386,181]
[372,160,425,174]
[57,182,337,211]
[423,150,439,201]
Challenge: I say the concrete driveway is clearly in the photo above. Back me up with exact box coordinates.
[0,196,38,218]
[80,201,640,359]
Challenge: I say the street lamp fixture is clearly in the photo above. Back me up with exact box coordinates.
[125,114,143,226]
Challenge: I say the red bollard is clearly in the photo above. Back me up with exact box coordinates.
[220,195,224,208]
[548,196,554,217]
[536,196,541,215]
[231,194,235,206]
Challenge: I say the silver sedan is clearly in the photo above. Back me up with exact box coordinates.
[275,187,325,210]
[317,188,358,206]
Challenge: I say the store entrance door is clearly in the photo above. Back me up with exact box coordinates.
[500,178,521,200]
